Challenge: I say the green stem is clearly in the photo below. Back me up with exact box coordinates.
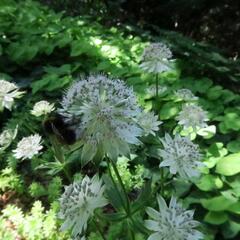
[109,158,131,214]
[106,157,135,239]
[106,159,128,212]
[93,219,107,240]
[155,74,159,97]
[160,168,164,196]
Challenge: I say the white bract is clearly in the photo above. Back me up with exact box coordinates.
[137,111,162,136]
[59,74,158,162]
[0,80,24,111]
[147,85,168,96]
[159,133,203,179]
[31,100,55,117]
[13,134,43,160]
[145,195,203,240]
[175,89,198,101]
[0,126,18,151]
[140,43,173,73]
[58,175,107,238]
[176,104,209,130]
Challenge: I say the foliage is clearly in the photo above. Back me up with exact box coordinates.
[0,201,70,240]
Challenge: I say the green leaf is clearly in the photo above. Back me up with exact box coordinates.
[201,196,235,211]
[204,211,228,225]
[159,102,180,120]
[216,153,240,176]
[223,113,240,131]
[197,125,216,139]
[196,175,223,191]
[227,140,240,153]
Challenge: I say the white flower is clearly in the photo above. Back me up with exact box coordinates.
[59,74,150,162]
[145,195,203,240]
[31,100,55,117]
[175,89,198,101]
[176,104,209,130]
[140,43,173,73]
[0,80,24,111]
[13,134,43,160]
[58,175,107,238]
[137,111,162,136]
[147,85,168,96]
[159,134,203,179]
[0,125,18,151]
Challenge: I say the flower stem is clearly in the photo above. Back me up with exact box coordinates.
[109,158,131,214]
[106,158,128,212]
[160,168,164,196]
[93,218,107,240]
[155,74,159,97]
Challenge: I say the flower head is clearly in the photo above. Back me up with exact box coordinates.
[145,195,203,240]
[58,175,107,238]
[13,134,43,160]
[137,111,162,136]
[147,85,168,97]
[140,43,173,73]
[159,133,203,179]
[31,100,55,117]
[176,104,208,130]
[0,126,18,151]
[175,89,198,101]
[59,75,155,162]
[0,80,24,111]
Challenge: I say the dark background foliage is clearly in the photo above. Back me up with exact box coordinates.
[40,0,240,57]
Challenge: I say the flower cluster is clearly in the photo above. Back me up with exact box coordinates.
[176,104,209,130]
[159,134,203,179]
[147,85,168,96]
[175,89,198,101]
[140,43,173,73]
[0,80,24,111]
[59,74,158,162]
[145,195,203,240]
[137,111,162,136]
[0,126,18,152]
[31,100,55,117]
[58,175,107,238]
[13,134,43,160]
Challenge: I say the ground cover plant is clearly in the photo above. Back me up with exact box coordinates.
[1,0,240,239]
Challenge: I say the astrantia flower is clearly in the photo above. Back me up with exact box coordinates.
[31,100,55,117]
[147,85,168,96]
[140,43,173,73]
[59,74,154,162]
[137,111,162,136]
[145,195,203,240]
[0,125,18,151]
[0,80,24,111]
[175,89,198,101]
[58,175,107,238]
[176,104,209,130]
[159,134,203,179]
[13,134,43,160]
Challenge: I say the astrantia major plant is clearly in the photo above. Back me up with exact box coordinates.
[58,175,107,238]
[159,133,203,179]
[13,134,43,160]
[59,74,158,163]
[140,43,173,74]
[145,195,203,240]
[176,103,209,130]
[31,100,55,117]
[175,88,198,101]
[0,80,24,111]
